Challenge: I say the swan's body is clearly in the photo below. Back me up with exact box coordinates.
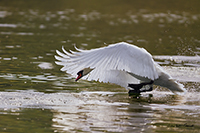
[55,42,185,93]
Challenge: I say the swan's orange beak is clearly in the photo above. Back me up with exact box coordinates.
[75,73,82,81]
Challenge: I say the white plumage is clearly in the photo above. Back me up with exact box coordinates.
[55,42,185,93]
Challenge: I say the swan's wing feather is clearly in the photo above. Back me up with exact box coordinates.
[55,42,158,86]
[87,70,141,88]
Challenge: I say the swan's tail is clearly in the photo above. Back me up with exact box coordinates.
[154,72,186,93]
[165,79,186,93]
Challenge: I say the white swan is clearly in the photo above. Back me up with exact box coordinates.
[55,42,186,94]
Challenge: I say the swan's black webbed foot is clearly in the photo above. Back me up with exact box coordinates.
[128,80,154,95]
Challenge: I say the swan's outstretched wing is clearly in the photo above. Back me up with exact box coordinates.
[55,42,158,88]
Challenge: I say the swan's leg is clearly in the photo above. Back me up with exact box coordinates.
[128,80,154,94]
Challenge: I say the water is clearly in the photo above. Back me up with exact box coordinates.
[0,0,200,132]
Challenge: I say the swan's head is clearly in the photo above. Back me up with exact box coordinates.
[75,67,94,81]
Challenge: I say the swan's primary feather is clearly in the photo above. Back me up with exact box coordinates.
[55,42,158,87]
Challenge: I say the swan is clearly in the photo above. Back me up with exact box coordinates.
[55,42,186,94]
